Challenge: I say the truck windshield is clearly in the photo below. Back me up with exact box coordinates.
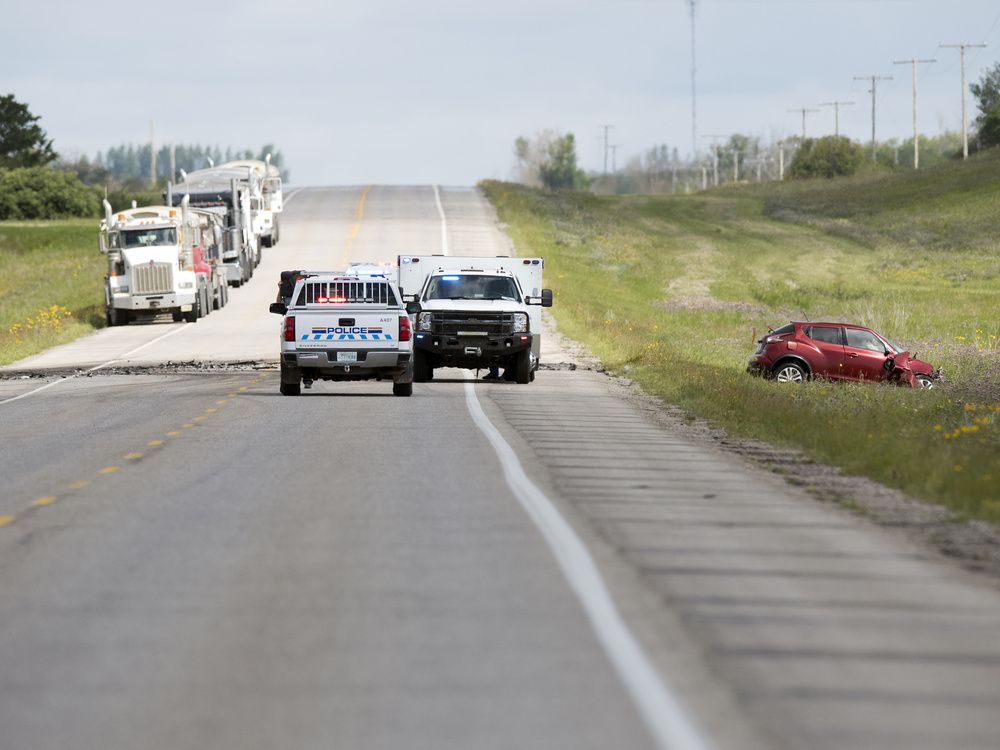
[423,274,520,302]
[121,228,177,248]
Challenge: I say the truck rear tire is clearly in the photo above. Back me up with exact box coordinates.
[392,382,412,397]
[280,380,301,396]
[105,308,127,327]
[413,350,432,383]
[184,297,201,323]
[514,348,531,384]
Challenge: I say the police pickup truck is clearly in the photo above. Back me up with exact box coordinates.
[269,269,413,396]
[398,255,552,384]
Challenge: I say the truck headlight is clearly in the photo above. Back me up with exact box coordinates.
[511,313,528,333]
[417,312,433,331]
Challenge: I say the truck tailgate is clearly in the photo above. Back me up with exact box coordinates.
[295,310,401,349]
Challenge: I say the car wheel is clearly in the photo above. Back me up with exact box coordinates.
[393,381,412,397]
[773,361,807,383]
[280,380,300,396]
[915,374,935,389]
[514,348,531,384]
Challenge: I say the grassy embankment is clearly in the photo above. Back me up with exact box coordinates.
[0,220,104,365]
[481,151,1000,523]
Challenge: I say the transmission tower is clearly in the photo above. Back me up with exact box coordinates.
[689,0,697,156]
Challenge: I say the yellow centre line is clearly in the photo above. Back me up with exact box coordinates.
[216,399,227,405]
[194,415,207,422]
[69,480,90,490]
[205,407,217,413]
[124,452,143,460]
[166,431,181,437]
[99,466,120,474]
[148,439,164,446]
[238,387,248,392]
[182,423,195,429]
[32,496,57,507]
[0,515,15,528]
[341,185,372,267]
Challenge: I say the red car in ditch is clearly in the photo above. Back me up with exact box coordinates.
[747,321,941,388]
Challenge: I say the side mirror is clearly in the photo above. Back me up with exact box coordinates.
[269,302,287,315]
[99,234,108,255]
[540,288,553,308]
[405,301,422,315]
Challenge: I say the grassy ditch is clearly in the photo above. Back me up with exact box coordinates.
[0,220,104,365]
[482,166,1000,523]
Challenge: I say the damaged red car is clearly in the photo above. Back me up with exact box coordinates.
[747,322,941,388]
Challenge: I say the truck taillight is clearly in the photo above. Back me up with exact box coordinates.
[283,316,296,342]
[399,313,411,342]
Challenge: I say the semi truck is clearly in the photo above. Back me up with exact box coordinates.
[397,255,552,384]
[168,165,263,287]
[99,197,227,326]
[218,154,283,247]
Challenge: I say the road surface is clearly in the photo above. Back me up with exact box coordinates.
[1,186,999,750]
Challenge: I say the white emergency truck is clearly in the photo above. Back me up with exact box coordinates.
[397,255,553,384]
[269,270,414,397]
[99,197,226,325]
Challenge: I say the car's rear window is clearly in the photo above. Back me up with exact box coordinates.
[807,326,842,345]
[771,323,795,335]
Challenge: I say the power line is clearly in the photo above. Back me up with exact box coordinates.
[853,75,893,161]
[939,43,987,159]
[818,101,855,137]
[893,58,935,169]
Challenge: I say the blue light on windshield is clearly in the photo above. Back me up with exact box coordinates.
[441,275,460,281]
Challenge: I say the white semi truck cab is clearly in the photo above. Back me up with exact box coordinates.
[218,155,283,247]
[398,255,553,384]
[99,198,225,326]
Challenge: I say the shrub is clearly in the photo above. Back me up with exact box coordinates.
[789,136,865,179]
[0,167,97,219]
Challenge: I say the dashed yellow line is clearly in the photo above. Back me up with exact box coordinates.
[341,185,372,267]
[238,386,248,392]
[99,466,120,475]
[0,515,15,528]
[166,431,181,437]
[215,399,227,405]
[69,480,90,490]
[182,423,195,429]
[124,452,143,460]
[194,415,207,422]
[32,496,57,507]
[148,439,164,447]
[205,408,217,413]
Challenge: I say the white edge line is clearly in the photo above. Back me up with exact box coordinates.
[433,185,449,256]
[463,376,711,750]
[0,323,190,406]
[281,187,304,207]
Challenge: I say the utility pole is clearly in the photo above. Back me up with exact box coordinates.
[939,43,987,159]
[701,134,726,186]
[818,100,855,136]
[787,108,820,139]
[854,75,893,161]
[599,124,614,174]
[169,143,176,183]
[689,0,698,155]
[893,58,936,168]
[610,144,621,174]
[149,120,156,188]
[778,142,785,180]
[732,149,741,182]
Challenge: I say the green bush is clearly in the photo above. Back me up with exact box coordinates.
[0,167,97,219]
[789,136,865,179]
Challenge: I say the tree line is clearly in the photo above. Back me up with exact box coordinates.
[0,93,288,220]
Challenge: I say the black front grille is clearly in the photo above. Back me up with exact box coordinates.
[430,312,516,337]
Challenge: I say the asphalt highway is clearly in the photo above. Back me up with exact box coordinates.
[1,186,999,750]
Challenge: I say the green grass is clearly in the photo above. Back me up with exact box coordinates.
[481,154,1000,523]
[0,219,105,365]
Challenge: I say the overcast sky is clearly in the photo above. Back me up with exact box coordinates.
[4,0,999,185]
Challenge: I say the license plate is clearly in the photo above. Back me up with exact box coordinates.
[337,351,358,363]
